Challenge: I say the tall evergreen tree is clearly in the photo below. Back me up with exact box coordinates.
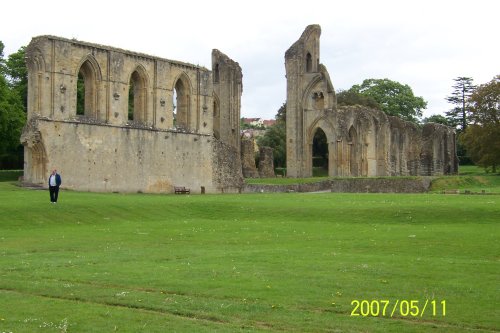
[445,77,476,130]
[460,75,500,172]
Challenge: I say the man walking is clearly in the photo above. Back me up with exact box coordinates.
[48,169,62,203]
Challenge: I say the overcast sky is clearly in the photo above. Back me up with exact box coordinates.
[2,0,498,120]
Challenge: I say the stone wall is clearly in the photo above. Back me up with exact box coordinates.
[285,25,458,178]
[21,36,243,193]
[258,146,275,178]
[244,177,431,193]
[241,138,259,178]
[22,117,220,193]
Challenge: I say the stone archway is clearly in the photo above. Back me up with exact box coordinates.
[312,127,328,177]
[128,66,148,123]
[173,73,192,130]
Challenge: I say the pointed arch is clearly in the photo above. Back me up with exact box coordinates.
[26,48,47,116]
[213,63,220,83]
[213,93,221,139]
[128,64,149,123]
[172,72,192,130]
[76,55,102,119]
[312,127,328,176]
[306,52,312,72]
[306,116,335,177]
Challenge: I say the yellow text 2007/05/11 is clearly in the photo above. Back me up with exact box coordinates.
[350,299,446,317]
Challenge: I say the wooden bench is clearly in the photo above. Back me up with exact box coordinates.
[174,186,190,194]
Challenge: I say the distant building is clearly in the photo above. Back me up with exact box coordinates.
[263,119,276,127]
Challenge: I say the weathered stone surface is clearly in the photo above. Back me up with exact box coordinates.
[258,146,275,178]
[241,138,259,178]
[244,177,431,193]
[285,25,458,177]
[21,36,242,193]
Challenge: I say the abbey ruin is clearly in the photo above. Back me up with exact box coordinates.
[285,25,458,177]
[21,25,457,194]
[21,36,243,193]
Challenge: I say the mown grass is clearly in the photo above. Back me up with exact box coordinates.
[0,177,499,332]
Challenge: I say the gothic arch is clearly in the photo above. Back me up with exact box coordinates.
[301,74,324,110]
[172,72,193,130]
[213,93,220,139]
[306,52,312,72]
[76,55,102,119]
[128,64,149,123]
[213,63,220,83]
[26,48,46,116]
[306,116,336,176]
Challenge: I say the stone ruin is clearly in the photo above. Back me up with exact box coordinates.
[240,138,259,178]
[258,146,275,178]
[20,26,457,194]
[285,25,458,177]
[21,36,243,193]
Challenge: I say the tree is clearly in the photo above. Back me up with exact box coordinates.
[460,75,500,172]
[5,46,27,111]
[336,88,380,109]
[422,114,451,126]
[445,77,476,130]
[257,103,286,168]
[351,78,427,123]
[0,41,26,169]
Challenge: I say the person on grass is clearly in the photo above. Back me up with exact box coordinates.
[48,169,62,203]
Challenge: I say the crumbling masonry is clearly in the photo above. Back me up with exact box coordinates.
[285,25,458,177]
[21,36,243,193]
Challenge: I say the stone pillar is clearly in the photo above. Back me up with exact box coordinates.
[240,139,259,178]
[258,146,275,178]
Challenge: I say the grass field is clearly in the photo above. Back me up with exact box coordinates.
[0,172,499,332]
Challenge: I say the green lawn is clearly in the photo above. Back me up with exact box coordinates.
[0,178,498,332]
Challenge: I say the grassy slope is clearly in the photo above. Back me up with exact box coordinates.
[0,181,498,332]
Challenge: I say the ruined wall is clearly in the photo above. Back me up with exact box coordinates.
[240,138,259,178]
[212,49,243,153]
[285,25,458,177]
[22,36,243,193]
[258,146,275,178]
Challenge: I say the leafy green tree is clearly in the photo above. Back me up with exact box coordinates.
[257,103,286,168]
[336,88,380,109]
[445,77,476,130]
[0,41,26,169]
[351,78,427,123]
[5,46,27,111]
[460,75,500,172]
[422,114,451,126]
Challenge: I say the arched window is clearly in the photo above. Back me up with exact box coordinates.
[306,53,312,72]
[76,60,97,118]
[213,96,220,139]
[214,63,220,83]
[128,68,147,123]
[173,75,190,130]
[312,128,328,176]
